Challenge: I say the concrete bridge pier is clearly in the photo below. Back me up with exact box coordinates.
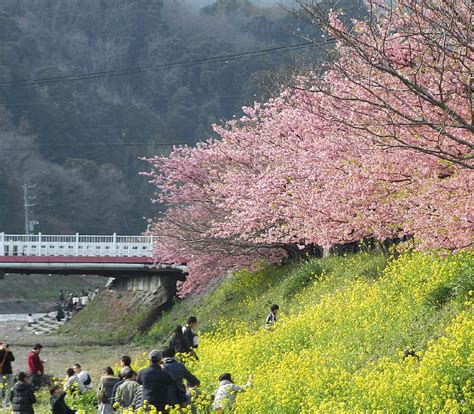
[111,272,183,297]
[108,273,184,327]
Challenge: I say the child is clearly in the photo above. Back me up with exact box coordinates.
[265,304,279,327]
[212,373,253,413]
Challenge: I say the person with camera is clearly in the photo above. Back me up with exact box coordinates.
[0,341,15,409]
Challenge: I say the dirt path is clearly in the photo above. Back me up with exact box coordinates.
[0,320,149,380]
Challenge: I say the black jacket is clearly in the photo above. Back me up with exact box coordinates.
[169,333,191,354]
[136,363,175,410]
[99,376,119,404]
[10,381,36,414]
[0,349,15,375]
[111,378,124,403]
[183,327,197,349]
[162,358,200,388]
[162,357,200,405]
[51,392,75,414]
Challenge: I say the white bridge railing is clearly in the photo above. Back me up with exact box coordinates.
[0,233,154,257]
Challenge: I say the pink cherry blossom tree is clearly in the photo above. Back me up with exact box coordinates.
[294,0,473,168]
[144,0,473,295]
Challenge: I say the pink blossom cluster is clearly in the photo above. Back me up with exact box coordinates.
[144,0,473,295]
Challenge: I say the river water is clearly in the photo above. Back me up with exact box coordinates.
[0,313,47,322]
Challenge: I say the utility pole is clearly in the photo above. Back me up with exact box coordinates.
[23,184,37,234]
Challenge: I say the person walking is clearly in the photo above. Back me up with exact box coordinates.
[10,371,36,414]
[27,344,45,390]
[162,348,200,405]
[212,373,253,413]
[136,350,175,411]
[169,325,191,354]
[0,341,15,409]
[97,367,119,414]
[265,304,279,327]
[59,290,65,303]
[50,385,75,414]
[182,317,199,351]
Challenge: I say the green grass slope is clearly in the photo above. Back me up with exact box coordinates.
[57,290,173,344]
[139,252,388,344]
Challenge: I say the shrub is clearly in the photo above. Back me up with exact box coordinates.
[425,284,455,308]
[282,260,323,299]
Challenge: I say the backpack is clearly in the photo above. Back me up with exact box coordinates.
[83,373,92,386]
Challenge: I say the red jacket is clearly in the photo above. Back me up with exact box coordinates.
[27,351,44,374]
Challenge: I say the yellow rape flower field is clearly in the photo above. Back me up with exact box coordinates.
[134,250,474,413]
[18,250,474,413]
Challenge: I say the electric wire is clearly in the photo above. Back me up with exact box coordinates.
[0,38,336,89]
[0,142,187,152]
[0,93,260,107]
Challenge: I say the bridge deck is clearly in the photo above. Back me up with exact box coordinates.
[0,256,154,263]
[0,233,185,277]
[0,256,185,278]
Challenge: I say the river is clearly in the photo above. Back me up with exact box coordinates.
[0,313,45,321]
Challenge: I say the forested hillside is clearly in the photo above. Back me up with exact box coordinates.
[0,0,364,234]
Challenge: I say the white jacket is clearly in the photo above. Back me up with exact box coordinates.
[64,374,86,394]
[212,379,252,410]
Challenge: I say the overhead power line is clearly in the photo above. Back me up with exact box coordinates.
[1,125,166,132]
[0,142,187,152]
[0,39,336,89]
[0,93,260,107]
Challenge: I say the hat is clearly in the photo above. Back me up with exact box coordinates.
[148,350,162,361]
[120,367,132,377]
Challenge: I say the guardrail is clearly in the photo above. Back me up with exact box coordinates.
[0,233,154,257]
